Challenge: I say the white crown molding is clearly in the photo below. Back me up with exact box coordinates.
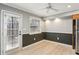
[3,3,42,17]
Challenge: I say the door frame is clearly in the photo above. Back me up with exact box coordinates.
[75,19,78,53]
[1,10,23,55]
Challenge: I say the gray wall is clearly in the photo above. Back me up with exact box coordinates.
[45,32,72,45]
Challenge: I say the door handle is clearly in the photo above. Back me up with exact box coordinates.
[19,31,21,35]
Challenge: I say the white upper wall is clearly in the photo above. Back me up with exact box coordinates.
[41,20,46,32]
[0,4,45,34]
[45,17,72,34]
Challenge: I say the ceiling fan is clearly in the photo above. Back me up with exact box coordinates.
[42,3,58,13]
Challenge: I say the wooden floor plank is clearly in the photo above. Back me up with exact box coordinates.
[12,40,75,55]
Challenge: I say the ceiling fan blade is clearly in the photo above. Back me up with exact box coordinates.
[46,9,50,13]
[51,8,58,11]
[48,3,52,7]
[36,7,46,10]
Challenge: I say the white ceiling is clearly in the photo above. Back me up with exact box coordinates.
[4,3,79,17]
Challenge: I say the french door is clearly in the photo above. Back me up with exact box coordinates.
[1,10,22,55]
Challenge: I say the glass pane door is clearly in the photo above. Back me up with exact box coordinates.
[1,10,22,55]
[6,16,19,51]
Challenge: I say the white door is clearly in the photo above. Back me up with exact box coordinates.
[1,10,22,55]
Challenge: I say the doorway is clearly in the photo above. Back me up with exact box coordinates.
[1,10,22,55]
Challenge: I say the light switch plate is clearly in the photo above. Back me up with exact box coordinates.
[34,38,36,40]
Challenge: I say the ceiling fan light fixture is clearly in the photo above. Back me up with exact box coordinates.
[46,3,58,13]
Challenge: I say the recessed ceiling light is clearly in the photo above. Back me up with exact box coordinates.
[67,5,71,8]
[45,20,50,24]
[54,18,61,23]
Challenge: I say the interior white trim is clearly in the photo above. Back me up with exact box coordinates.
[3,3,41,17]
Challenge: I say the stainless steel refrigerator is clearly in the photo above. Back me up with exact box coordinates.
[76,20,79,54]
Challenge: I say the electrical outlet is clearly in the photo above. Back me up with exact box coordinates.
[34,38,36,40]
[57,37,59,40]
